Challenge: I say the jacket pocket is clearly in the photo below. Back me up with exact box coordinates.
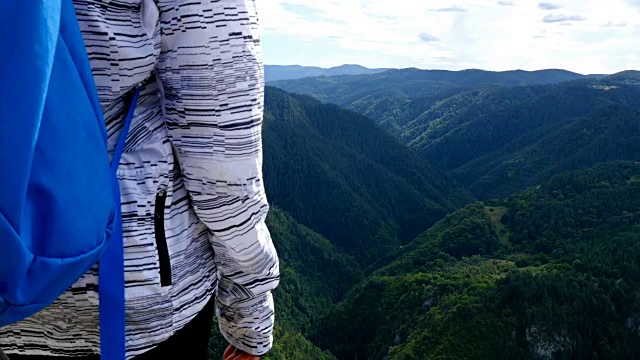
[154,189,172,287]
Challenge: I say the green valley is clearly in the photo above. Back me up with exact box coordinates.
[271,70,640,199]
[261,87,473,263]
[312,162,640,360]
[207,69,640,360]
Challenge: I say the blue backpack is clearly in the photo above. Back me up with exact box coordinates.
[0,1,137,358]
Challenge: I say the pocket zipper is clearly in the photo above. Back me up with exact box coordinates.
[154,189,172,287]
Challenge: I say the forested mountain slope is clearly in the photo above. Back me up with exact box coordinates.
[414,78,640,198]
[261,87,473,262]
[272,71,640,198]
[312,161,640,360]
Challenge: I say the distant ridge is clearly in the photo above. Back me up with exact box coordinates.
[265,64,389,82]
[266,64,612,83]
[270,68,640,199]
[268,67,610,108]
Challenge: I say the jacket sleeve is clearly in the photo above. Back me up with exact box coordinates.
[155,0,279,355]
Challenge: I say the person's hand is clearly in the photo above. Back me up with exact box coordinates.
[224,344,260,360]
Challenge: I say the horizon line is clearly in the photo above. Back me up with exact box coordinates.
[263,63,640,76]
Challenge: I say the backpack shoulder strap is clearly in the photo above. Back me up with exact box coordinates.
[99,87,141,360]
[110,88,141,172]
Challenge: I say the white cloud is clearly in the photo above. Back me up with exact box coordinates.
[418,33,440,42]
[538,2,562,10]
[542,14,585,23]
[432,6,468,12]
[602,22,627,27]
[257,0,640,74]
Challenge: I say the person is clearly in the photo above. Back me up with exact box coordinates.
[0,0,279,359]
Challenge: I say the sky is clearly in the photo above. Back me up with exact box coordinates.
[256,0,640,74]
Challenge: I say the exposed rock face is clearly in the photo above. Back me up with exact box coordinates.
[526,326,574,360]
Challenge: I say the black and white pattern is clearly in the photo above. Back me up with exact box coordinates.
[0,0,279,358]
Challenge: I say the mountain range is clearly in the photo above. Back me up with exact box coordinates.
[207,66,640,359]
[270,69,640,198]
[268,68,607,103]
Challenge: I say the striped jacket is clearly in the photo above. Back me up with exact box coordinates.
[0,0,279,358]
